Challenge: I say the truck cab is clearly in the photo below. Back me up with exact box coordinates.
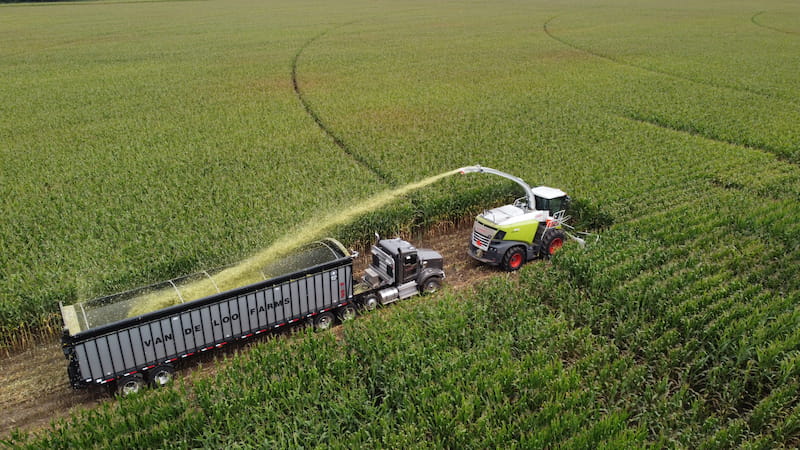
[361,237,445,308]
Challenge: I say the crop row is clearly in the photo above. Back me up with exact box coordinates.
[7,278,650,447]
[3,0,800,445]
[531,187,800,445]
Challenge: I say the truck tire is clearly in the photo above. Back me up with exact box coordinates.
[541,230,566,257]
[421,277,442,294]
[338,305,357,322]
[314,312,335,331]
[117,374,145,396]
[148,364,175,388]
[363,295,379,312]
[502,246,526,271]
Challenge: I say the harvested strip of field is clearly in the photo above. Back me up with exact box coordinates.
[0,220,493,439]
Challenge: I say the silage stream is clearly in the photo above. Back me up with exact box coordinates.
[65,169,462,333]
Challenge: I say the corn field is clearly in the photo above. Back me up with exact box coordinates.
[2,0,800,445]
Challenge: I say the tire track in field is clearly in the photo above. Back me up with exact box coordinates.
[292,24,397,186]
[543,15,794,104]
[619,114,798,166]
[751,11,800,36]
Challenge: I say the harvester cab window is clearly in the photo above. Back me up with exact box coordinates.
[534,196,549,212]
[549,197,564,214]
[534,196,566,214]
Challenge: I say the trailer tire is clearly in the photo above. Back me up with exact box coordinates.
[148,364,175,388]
[502,246,526,271]
[541,230,566,258]
[421,277,442,295]
[314,312,335,331]
[117,374,145,396]
[363,295,379,312]
[338,305,357,322]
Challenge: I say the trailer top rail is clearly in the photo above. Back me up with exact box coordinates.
[61,238,350,339]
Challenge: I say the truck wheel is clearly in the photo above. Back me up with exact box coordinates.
[148,364,175,388]
[363,295,379,312]
[338,305,357,322]
[541,230,566,257]
[117,374,145,396]
[421,277,442,294]
[502,247,526,271]
[314,312,335,331]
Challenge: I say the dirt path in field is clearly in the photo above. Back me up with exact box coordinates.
[0,221,500,438]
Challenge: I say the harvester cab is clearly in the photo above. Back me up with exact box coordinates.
[460,165,572,271]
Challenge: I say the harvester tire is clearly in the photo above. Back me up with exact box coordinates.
[502,247,526,272]
[542,230,566,258]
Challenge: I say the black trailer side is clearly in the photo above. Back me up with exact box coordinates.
[62,250,353,391]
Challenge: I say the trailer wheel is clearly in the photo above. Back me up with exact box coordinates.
[314,312,335,331]
[338,305,357,322]
[421,277,442,294]
[541,230,566,258]
[363,295,379,312]
[117,374,145,396]
[502,246,526,271]
[148,364,175,388]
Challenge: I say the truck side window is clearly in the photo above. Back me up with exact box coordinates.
[404,254,417,266]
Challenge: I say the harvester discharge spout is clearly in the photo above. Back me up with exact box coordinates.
[459,165,535,211]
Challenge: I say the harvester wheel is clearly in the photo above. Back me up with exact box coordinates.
[542,230,566,257]
[502,247,526,271]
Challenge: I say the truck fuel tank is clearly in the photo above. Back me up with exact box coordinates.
[378,286,399,305]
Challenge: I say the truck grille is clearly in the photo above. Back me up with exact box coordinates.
[472,222,496,251]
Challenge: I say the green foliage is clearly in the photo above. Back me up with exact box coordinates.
[8,279,648,447]
[3,0,800,446]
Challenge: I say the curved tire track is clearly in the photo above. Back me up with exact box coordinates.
[751,11,800,36]
[619,114,797,166]
[292,24,397,186]
[543,14,795,105]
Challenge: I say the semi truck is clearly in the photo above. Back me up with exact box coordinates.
[60,237,444,395]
